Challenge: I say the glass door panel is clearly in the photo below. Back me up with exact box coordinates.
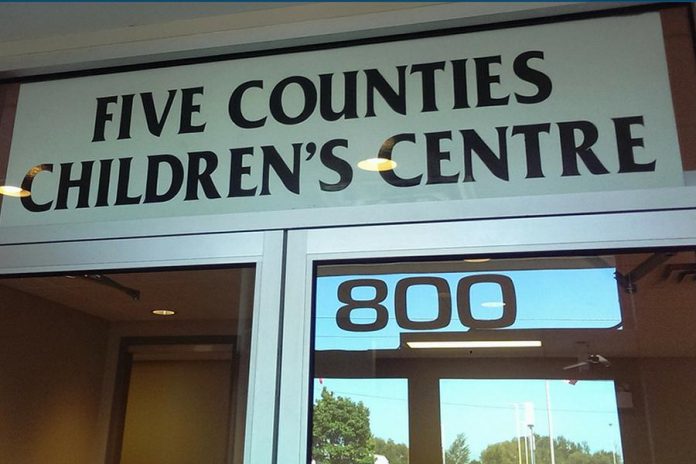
[1,265,257,464]
[307,249,695,464]
[0,230,283,464]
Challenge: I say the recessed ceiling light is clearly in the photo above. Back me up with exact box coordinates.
[151,309,176,316]
[357,158,397,172]
[481,301,506,308]
[464,258,491,263]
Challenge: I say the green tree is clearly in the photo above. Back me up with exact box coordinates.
[445,433,471,464]
[312,387,374,464]
[479,437,518,464]
[374,437,409,464]
[479,435,621,464]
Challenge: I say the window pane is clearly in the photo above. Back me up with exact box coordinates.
[315,257,623,352]
[311,250,696,464]
[440,379,623,464]
[0,266,255,464]
[312,379,409,464]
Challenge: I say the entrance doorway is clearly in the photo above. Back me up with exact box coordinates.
[116,339,239,464]
[308,252,663,464]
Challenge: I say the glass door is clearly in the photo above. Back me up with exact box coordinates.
[0,230,284,464]
[277,210,696,464]
[310,255,627,464]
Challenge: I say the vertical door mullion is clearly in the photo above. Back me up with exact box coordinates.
[244,230,285,464]
[275,230,312,464]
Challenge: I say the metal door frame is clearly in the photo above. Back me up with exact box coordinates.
[0,229,284,464]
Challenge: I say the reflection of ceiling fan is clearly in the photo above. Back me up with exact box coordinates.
[563,353,611,371]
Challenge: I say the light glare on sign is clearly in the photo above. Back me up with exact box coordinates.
[357,158,397,172]
[0,185,30,198]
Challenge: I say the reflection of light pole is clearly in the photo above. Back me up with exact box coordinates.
[609,423,617,464]
[524,433,529,464]
[545,381,556,464]
[513,404,523,464]
[442,421,446,464]
[524,402,536,464]
[528,425,536,464]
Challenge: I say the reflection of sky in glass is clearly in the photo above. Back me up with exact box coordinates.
[440,379,624,461]
[312,378,623,462]
[315,268,622,351]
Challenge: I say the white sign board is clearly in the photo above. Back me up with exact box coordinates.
[0,12,682,228]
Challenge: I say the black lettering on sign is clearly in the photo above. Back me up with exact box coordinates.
[21,164,54,212]
[336,279,389,332]
[395,277,451,330]
[93,88,208,141]
[334,274,518,332]
[319,139,353,192]
[456,274,517,329]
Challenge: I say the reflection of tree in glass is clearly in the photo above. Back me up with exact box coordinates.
[479,435,622,464]
[446,433,471,464]
[374,437,409,464]
[312,387,374,464]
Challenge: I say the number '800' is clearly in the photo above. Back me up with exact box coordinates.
[335,274,516,332]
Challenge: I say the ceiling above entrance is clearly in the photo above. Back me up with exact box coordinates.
[0,267,251,322]
[0,2,631,79]
[0,3,294,42]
